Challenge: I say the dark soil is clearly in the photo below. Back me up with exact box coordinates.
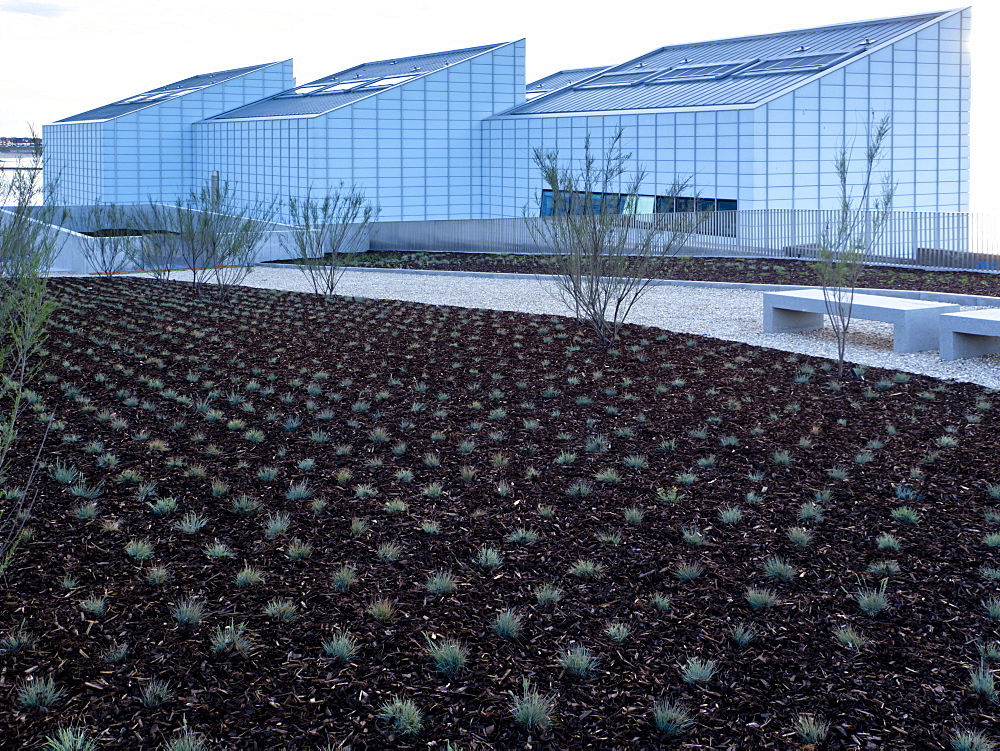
[2,277,1000,750]
[266,251,1000,298]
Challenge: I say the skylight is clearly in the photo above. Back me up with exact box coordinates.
[114,86,202,105]
[646,60,757,83]
[737,51,855,75]
[576,71,660,88]
[273,74,420,98]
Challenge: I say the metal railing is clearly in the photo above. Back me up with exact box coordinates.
[369,210,999,272]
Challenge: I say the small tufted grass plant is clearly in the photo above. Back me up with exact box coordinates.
[794,715,830,744]
[474,546,504,568]
[492,609,523,639]
[147,496,178,516]
[171,596,204,627]
[234,566,263,588]
[604,621,631,643]
[230,494,262,516]
[650,592,672,611]
[174,511,208,534]
[349,517,370,537]
[263,598,298,621]
[80,596,107,618]
[203,541,234,559]
[682,526,707,546]
[17,675,65,710]
[41,726,96,751]
[423,633,468,674]
[731,623,756,649]
[558,645,599,678]
[322,629,357,662]
[1,623,36,653]
[855,579,889,617]
[425,571,457,595]
[762,556,797,582]
[506,527,539,545]
[652,698,694,736]
[892,506,922,524]
[834,624,870,650]
[331,565,357,592]
[718,505,743,524]
[569,558,605,579]
[368,597,396,623]
[125,539,154,560]
[509,679,554,731]
[877,532,902,551]
[984,597,1000,620]
[377,543,401,562]
[623,506,646,524]
[950,729,998,751]
[285,537,313,560]
[675,561,704,582]
[787,526,814,548]
[867,559,900,577]
[745,587,779,610]
[139,678,173,707]
[970,662,997,701]
[680,656,716,684]
[264,512,291,539]
[378,696,423,737]
[535,583,563,606]
[798,501,824,524]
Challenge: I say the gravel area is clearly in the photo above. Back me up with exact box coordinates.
[63,265,1000,389]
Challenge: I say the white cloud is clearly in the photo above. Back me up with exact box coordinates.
[2,1,68,17]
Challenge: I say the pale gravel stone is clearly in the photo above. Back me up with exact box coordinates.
[62,265,1000,391]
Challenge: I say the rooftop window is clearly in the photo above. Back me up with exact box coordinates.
[736,51,855,75]
[576,70,661,88]
[273,74,419,98]
[114,86,202,105]
[645,60,757,83]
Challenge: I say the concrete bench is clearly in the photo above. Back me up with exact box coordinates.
[763,288,960,353]
[939,308,1000,361]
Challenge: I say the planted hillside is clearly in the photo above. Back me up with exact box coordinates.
[2,277,999,750]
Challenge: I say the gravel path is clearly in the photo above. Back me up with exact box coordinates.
[69,265,1000,390]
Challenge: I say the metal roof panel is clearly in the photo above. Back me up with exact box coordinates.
[504,10,951,115]
[209,42,511,120]
[55,62,281,123]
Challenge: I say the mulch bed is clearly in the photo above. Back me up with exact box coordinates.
[2,276,999,749]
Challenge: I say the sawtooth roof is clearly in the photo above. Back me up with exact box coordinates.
[504,10,955,115]
[55,63,280,123]
[208,43,510,120]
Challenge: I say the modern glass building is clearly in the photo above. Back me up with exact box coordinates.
[45,8,969,220]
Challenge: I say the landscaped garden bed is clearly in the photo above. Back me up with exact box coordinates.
[2,276,999,749]
[267,251,1000,298]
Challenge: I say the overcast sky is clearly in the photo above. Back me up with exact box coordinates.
[1,0,995,211]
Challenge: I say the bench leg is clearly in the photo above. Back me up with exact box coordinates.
[764,306,825,334]
[892,322,940,353]
[941,331,1000,361]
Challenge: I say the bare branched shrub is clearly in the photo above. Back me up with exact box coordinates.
[0,130,61,576]
[813,114,895,378]
[280,186,379,300]
[527,129,705,347]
